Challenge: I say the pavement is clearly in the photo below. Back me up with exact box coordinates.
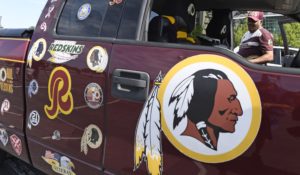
[0,157,45,175]
[0,160,14,175]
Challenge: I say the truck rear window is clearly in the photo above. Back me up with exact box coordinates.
[57,0,123,38]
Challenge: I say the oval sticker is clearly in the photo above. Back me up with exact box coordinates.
[77,3,92,21]
[158,54,261,163]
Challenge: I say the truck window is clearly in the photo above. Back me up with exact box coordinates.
[57,0,123,38]
[146,8,229,46]
[117,0,146,40]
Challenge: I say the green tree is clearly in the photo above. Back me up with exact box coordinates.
[273,33,283,46]
[233,19,248,48]
[283,23,300,48]
[191,24,203,38]
[233,17,300,49]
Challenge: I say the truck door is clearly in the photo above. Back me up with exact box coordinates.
[25,0,124,174]
[0,33,31,164]
[104,0,209,174]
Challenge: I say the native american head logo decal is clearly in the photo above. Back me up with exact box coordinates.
[169,68,243,150]
[134,54,262,175]
[27,38,47,68]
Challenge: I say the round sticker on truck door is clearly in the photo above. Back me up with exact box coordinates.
[27,38,47,68]
[159,54,261,163]
[86,46,108,73]
[134,54,262,175]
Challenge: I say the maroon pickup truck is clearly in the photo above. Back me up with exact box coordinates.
[0,0,300,175]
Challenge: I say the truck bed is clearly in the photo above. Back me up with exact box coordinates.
[0,28,33,38]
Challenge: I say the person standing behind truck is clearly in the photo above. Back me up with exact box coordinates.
[238,11,274,64]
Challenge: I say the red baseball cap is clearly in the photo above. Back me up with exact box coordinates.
[248,11,264,21]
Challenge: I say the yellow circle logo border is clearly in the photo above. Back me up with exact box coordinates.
[158,54,261,163]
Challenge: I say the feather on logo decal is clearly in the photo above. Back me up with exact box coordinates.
[134,54,262,174]
[134,72,163,175]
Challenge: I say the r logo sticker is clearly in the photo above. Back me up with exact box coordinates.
[1,99,10,115]
[44,67,73,119]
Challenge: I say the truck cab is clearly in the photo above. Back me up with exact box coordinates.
[0,0,300,175]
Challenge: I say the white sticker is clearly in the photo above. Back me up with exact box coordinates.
[77,3,92,21]
[52,130,61,140]
[0,129,8,146]
[0,68,6,82]
[28,110,40,129]
[84,83,103,109]
[1,99,10,115]
[45,5,55,19]
[109,0,123,5]
[87,46,108,73]
[40,22,47,32]
[28,79,39,98]
[42,150,75,175]
[48,40,85,64]
[187,3,195,16]
[81,124,103,155]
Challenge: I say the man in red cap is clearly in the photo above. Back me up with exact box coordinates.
[238,11,274,64]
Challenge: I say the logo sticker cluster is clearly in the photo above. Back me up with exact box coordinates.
[10,134,22,156]
[134,54,262,174]
[81,124,103,155]
[0,67,13,93]
[27,38,47,67]
[87,46,108,73]
[48,40,85,64]
[42,150,76,175]
[1,99,10,115]
[84,83,103,109]
[44,67,73,119]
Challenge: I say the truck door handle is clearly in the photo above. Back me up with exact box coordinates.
[112,69,150,101]
[113,76,147,92]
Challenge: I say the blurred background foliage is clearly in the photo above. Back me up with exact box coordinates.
[233,17,300,48]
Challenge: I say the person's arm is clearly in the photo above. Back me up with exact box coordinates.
[249,50,273,64]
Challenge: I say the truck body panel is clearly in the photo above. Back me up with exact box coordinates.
[0,38,30,164]
[106,42,300,174]
[0,0,300,174]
